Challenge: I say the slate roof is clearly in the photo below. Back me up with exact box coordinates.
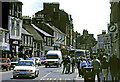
[31,24,54,37]
[23,24,43,41]
[21,28,33,36]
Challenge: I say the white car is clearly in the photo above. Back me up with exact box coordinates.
[13,60,39,78]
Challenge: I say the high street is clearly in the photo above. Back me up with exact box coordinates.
[0,65,83,82]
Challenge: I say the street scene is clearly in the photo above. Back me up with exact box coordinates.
[0,0,120,82]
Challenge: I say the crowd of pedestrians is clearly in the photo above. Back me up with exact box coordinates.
[61,53,120,82]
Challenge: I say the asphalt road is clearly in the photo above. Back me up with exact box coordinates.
[0,65,78,82]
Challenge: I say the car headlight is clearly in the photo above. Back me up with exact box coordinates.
[28,70,32,72]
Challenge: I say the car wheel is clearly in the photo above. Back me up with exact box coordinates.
[45,65,47,68]
[32,72,36,78]
[57,65,59,68]
[6,67,8,71]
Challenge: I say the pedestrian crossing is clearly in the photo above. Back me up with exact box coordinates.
[40,78,72,80]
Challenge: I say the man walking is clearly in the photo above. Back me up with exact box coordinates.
[91,55,101,82]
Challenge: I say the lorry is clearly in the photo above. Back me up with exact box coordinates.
[45,50,62,68]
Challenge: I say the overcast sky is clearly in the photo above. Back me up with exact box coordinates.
[19,0,111,39]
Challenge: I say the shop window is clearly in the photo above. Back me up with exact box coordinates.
[5,32,7,43]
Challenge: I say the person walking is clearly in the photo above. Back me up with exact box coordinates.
[101,55,108,81]
[108,54,119,82]
[91,55,101,82]
[77,56,82,77]
[62,55,68,74]
[86,58,92,67]
[71,55,75,73]
[80,57,87,77]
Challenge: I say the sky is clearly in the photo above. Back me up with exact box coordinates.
[19,0,111,39]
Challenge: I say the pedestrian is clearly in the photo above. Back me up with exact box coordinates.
[86,58,92,67]
[71,55,75,73]
[67,55,71,74]
[91,55,101,82]
[108,54,119,82]
[62,55,68,74]
[80,57,87,77]
[101,55,108,81]
[77,56,82,77]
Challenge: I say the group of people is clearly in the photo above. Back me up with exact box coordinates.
[62,54,120,82]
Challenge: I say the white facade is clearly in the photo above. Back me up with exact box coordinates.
[8,16,22,40]
[0,28,9,51]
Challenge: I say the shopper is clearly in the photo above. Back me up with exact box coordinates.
[109,54,119,82]
[101,55,108,81]
[91,55,101,82]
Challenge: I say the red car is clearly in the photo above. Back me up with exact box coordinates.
[0,58,11,71]
[40,57,46,64]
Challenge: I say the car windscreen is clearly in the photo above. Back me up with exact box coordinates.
[17,61,34,66]
[0,59,7,63]
[74,51,84,57]
[46,54,58,59]
[26,58,34,60]
[11,58,19,62]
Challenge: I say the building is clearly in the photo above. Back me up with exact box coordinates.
[23,16,44,57]
[97,30,111,58]
[35,2,74,51]
[77,30,96,52]
[109,0,120,59]
[0,28,9,58]
[0,0,23,58]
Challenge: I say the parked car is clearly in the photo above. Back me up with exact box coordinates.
[13,60,39,78]
[40,57,46,64]
[34,57,41,66]
[45,50,62,68]
[11,58,24,69]
[0,58,11,71]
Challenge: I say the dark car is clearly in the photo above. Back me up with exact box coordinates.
[0,58,11,71]
[11,58,24,69]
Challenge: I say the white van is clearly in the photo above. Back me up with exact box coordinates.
[45,50,62,68]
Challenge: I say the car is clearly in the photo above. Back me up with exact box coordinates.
[26,58,36,65]
[34,57,41,66]
[11,58,24,69]
[0,58,11,71]
[40,57,46,64]
[13,60,39,78]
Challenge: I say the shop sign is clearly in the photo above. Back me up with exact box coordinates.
[109,25,116,32]
[13,41,18,45]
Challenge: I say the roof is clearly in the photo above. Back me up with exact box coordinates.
[21,28,33,36]
[45,23,65,34]
[31,24,54,37]
[23,24,43,41]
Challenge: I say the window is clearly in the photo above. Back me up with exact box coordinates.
[0,31,3,42]
[16,23,19,36]
[28,36,30,45]
[12,4,14,16]
[11,22,15,35]
[22,36,24,44]
[5,32,7,43]
[17,6,19,17]
[31,37,33,45]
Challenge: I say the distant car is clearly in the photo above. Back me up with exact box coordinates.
[34,57,41,66]
[40,57,46,64]
[13,60,39,78]
[11,58,24,69]
[0,58,11,71]
[26,58,36,65]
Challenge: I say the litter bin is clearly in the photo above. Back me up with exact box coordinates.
[83,67,95,82]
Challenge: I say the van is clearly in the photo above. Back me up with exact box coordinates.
[45,50,62,68]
